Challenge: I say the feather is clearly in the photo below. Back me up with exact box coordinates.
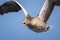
[54,0,60,6]
[38,0,55,23]
[0,1,21,15]
[12,0,31,18]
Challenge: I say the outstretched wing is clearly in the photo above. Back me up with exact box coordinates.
[38,0,55,23]
[13,0,31,18]
[0,1,21,15]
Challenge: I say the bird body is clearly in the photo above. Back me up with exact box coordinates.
[23,16,51,32]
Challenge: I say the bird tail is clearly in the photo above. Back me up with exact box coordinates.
[44,25,53,32]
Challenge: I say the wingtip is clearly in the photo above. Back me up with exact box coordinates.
[0,6,4,15]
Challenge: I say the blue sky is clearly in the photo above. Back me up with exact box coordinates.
[0,0,60,40]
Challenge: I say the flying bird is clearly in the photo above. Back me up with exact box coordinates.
[0,0,55,32]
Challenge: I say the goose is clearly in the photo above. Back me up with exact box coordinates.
[0,0,55,32]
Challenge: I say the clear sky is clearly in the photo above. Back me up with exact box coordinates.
[0,0,60,40]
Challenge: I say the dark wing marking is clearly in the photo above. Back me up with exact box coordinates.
[0,1,21,15]
[54,0,60,6]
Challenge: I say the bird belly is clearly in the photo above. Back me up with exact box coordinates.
[27,17,47,32]
[27,24,46,32]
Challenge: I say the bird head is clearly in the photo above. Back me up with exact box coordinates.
[23,18,30,25]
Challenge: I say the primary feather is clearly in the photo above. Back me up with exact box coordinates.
[0,1,21,15]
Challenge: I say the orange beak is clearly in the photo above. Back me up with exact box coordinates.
[23,20,28,25]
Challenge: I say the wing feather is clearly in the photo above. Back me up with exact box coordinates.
[13,0,31,18]
[0,1,21,15]
[38,0,55,23]
[54,0,60,6]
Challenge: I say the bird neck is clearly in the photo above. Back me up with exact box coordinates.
[26,15,31,19]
